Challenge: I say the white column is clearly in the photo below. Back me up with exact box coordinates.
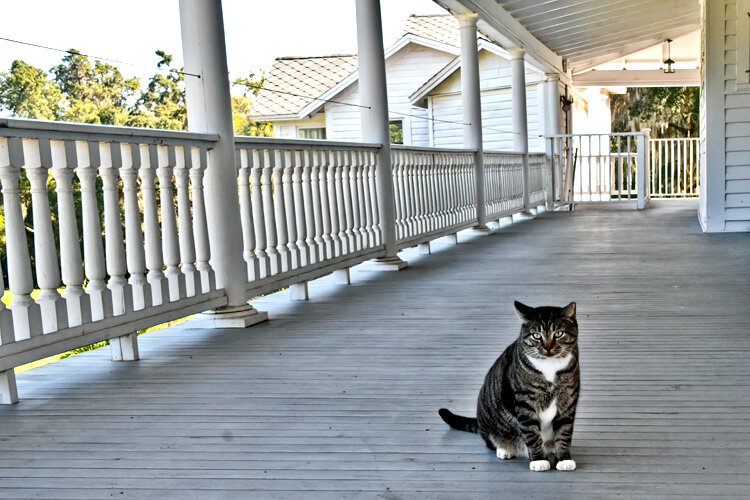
[544,73,561,208]
[355,0,406,270]
[637,128,651,210]
[510,48,531,213]
[457,13,488,231]
[179,0,267,326]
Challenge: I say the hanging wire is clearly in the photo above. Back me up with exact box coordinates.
[256,87,370,109]
[0,36,201,78]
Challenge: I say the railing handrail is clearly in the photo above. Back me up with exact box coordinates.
[235,135,381,150]
[0,117,219,146]
[649,137,700,142]
[545,132,647,138]
[390,144,475,154]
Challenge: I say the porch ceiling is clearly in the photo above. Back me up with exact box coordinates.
[439,0,701,76]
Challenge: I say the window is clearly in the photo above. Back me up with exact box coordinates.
[298,127,326,140]
[389,120,403,144]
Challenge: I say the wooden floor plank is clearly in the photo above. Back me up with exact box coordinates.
[1,200,749,499]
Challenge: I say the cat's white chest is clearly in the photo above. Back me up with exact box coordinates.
[527,354,572,383]
[539,399,558,443]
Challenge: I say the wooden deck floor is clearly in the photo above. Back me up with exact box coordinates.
[1,200,749,499]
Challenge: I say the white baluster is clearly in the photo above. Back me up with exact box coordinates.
[282,150,300,270]
[75,141,113,321]
[262,149,280,275]
[327,150,342,257]
[140,145,169,305]
[237,148,259,281]
[156,145,186,301]
[272,150,291,272]
[362,150,375,248]
[53,141,92,327]
[291,150,309,267]
[341,151,356,252]
[250,149,268,280]
[175,146,199,296]
[23,139,68,333]
[0,139,42,340]
[349,151,363,251]
[317,150,333,259]
[189,147,216,292]
[119,143,151,310]
[368,150,381,246]
[301,150,318,264]
[0,262,16,404]
[309,150,325,262]
[99,142,134,319]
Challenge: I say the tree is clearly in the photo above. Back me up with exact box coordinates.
[128,51,187,130]
[232,73,273,137]
[51,49,139,125]
[611,87,699,138]
[0,60,63,120]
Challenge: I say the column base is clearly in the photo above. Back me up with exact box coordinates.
[192,304,269,329]
[361,256,408,271]
[470,224,493,235]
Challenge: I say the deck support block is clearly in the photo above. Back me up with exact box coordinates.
[193,304,268,328]
[362,256,408,271]
[0,370,18,405]
[332,268,351,285]
[111,332,140,362]
[447,233,459,244]
[290,282,309,301]
[418,242,431,255]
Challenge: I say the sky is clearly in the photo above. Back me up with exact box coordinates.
[0,0,447,83]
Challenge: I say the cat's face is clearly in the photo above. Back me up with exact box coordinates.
[515,301,578,359]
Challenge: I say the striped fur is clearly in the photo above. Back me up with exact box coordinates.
[439,301,580,471]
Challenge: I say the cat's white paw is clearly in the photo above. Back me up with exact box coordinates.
[529,459,550,471]
[556,459,576,471]
[496,448,514,460]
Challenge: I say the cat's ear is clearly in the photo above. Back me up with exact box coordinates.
[514,301,534,321]
[562,302,576,319]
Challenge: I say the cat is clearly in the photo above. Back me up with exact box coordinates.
[439,301,580,472]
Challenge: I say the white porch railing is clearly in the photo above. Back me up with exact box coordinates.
[0,119,551,403]
[547,132,651,210]
[649,138,699,198]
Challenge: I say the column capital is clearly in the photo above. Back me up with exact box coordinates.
[509,47,526,60]
[456,12,479,28]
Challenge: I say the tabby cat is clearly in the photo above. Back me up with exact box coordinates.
[439,301,580,472]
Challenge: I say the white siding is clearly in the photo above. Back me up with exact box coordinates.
[323,43,454,145]
[700,0,750,231]
[428,50,546,152]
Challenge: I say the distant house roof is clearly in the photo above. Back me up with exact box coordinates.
[251,55,358,120]
[250,14,493,120]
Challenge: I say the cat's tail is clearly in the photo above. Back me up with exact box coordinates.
[438,408,479,433]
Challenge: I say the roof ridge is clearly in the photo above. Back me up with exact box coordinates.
[276,54,357,61]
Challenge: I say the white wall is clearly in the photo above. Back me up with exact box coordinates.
[272,113,326,139]
[427,50,546,152]
[700,0,750,232]
[324,42,455,145]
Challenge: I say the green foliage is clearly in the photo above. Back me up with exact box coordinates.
[232,74,273,137]
[0,60,63,119]
[389,121,403,144]
[611,87,699,138]
[127,52,186,130]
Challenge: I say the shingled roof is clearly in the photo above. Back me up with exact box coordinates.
[250,15,488,119]
[251,55,358,119]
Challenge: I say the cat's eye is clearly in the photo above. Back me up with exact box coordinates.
[554,331,565,338]
[531,333,542,340]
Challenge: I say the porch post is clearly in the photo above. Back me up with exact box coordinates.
[178,0,267,326]
[355,0,407,270]
[510,48,531,213]
[636,128,651,210]
[544,73,560,209]
[457,13,488,230]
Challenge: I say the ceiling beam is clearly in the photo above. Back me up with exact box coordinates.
[572,69,700,87]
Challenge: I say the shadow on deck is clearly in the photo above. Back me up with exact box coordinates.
[1,200,749,499]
